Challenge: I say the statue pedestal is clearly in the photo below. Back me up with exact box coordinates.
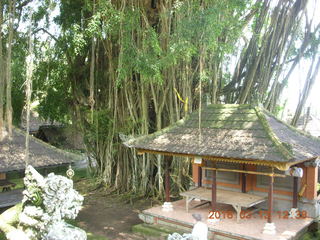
[262,222,276,235]
[162,202,173,212]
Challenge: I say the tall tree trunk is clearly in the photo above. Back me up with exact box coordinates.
[0,1,4,140]
[25,18,34,166]
[276,23,320,110]
[6,0,16,138]
[89,0,96,123]
[230,0,308,105]
[291,55,320,126]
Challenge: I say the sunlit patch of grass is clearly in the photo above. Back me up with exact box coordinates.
[9,178,24,189]
[6,168,91,190]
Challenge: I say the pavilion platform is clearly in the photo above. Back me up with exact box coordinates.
[139,199,314,240]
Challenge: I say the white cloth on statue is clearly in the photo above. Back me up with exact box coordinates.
[191,221,208,240]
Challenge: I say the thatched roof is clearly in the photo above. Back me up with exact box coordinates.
[125,104,320,170]
[0,128,82,172]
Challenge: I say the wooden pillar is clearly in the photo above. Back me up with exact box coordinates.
[164,156,172,202]
[0,173,6,180]
[268,175,274,223]
[305,167,318,200]
[241,164,247,193]
[293,176,298,208]
[198,166,202,187]
[211,165,217,211]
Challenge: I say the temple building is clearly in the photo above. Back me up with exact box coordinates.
[124,104,320,239]
[0,128,81,208]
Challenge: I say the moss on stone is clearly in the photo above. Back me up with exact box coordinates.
[132,223,185,238]
[132,224,166,237]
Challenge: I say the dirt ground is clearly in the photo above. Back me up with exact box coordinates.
[75,179,158,240]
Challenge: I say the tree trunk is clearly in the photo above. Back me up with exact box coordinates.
[25,16,34,166]
[89,0,96,123]
[6,0,16,138]
[0,1,4,140]
[291,55,320,126]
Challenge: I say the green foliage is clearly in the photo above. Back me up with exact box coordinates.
[273,103,286,117]
[173,0,248,53]
[11,32,29,124]
[33,47,71,123]
[36,0,257,193]
[54,0,86,31]
[135,28,163,83]
[83,109,113,144]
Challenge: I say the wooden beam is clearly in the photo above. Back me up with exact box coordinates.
[202,167,286,177]
[198,166,202,187]
[268,175,274,223]
[293,177,298,208]
[164,156,172,202]
[211,164,217,211]
[136,148,293,170]
[241,164,246,193]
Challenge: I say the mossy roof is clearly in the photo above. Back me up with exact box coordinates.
[125,104,320,168]
[0,128,82,172]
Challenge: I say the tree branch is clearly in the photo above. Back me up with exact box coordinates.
[33,28,59,42]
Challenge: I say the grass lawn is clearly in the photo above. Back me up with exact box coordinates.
[7,167,89,190]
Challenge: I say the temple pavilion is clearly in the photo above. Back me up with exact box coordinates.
[124,104,320,239]
[0,128,81,208]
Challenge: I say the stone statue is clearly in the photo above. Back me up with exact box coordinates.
[0,165,86,240]
[167,214,208,240]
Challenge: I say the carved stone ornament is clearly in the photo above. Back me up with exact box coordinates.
[1,165,87,240]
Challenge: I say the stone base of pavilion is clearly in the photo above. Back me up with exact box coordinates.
[139,199,313,240]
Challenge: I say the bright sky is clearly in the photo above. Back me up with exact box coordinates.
[281,0,320,119]
[282,60,320,117]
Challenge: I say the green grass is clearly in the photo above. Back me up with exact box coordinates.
[9,178,24,189]
[6,167,90,190]
[300,229,320,240]
[132,223,184,239]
